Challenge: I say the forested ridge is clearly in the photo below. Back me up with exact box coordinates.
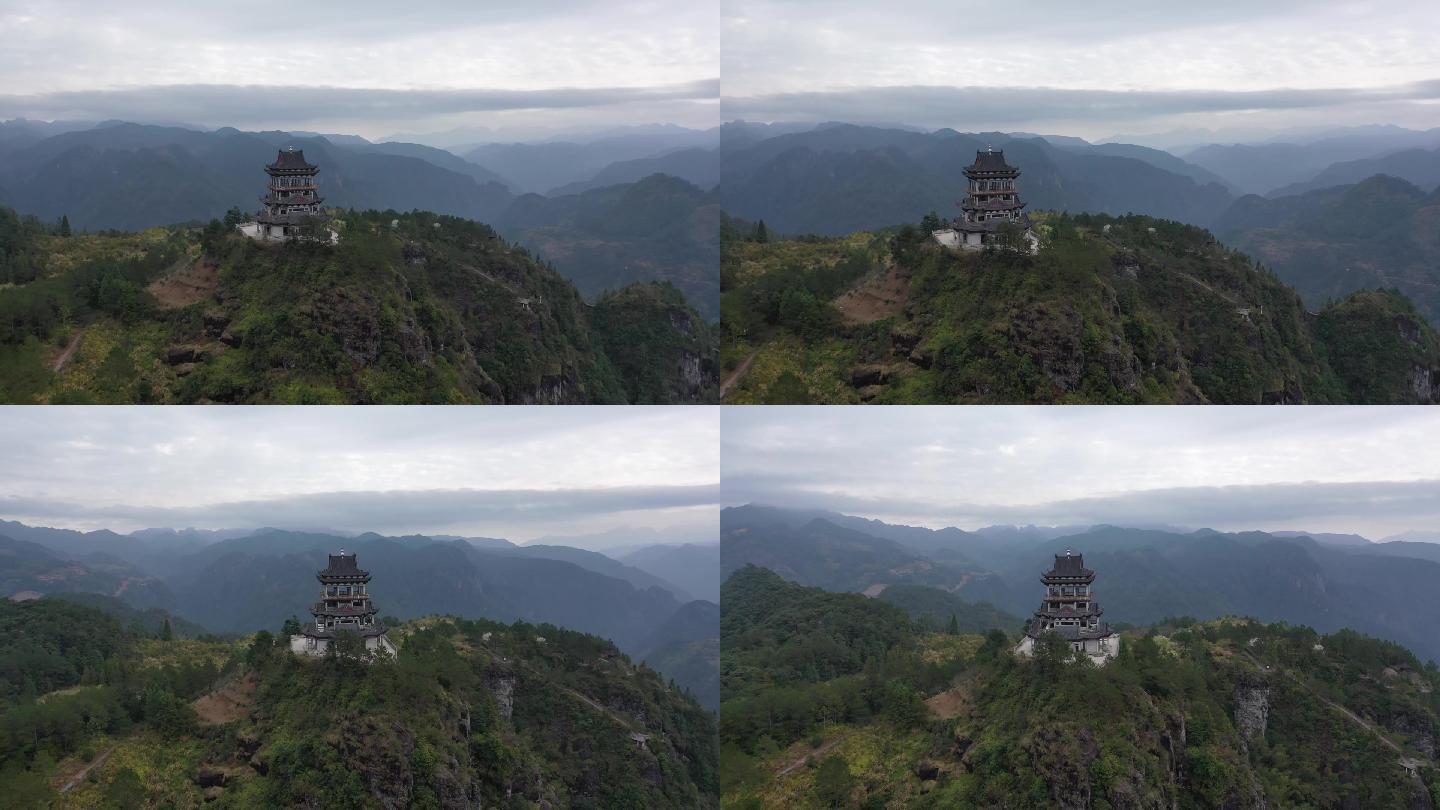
[720,565,1440,809]
[0,206,717,404]
[721,210,1440,404]
[0,597,718,808]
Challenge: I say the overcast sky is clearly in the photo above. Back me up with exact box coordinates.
[723,406,1440,540]
[0,1,718,139]
[721,0,1440,140]
[0,406,718,542]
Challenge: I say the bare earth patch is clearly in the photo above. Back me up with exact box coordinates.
[148,258,219,309]
[192,672,258,725]
[834,263,910,324]
[925,686,970,720]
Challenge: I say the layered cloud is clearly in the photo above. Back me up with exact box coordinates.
[722,407,1440,538]
[0,406,719,538]
[0,1,718,136]
[722,0,1440,138]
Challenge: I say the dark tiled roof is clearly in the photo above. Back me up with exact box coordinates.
[319,553,367,577]
[268,148,317,171]
[969,149,1015,172]
[1046,552,1094,578]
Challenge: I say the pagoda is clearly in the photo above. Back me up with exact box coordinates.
[1015,550,1120,664]
[290,550,396,658]
[252,147,328,240]
[934,147,1036,252]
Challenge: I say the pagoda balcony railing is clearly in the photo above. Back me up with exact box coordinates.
[312,602,376,615]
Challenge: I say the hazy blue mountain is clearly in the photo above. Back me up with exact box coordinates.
[0,123,514,230]
[548,147,718,195]
[1271,530,1372,546]
[1181,127,1440,195]
[1217,175,1440,324]
[720,505,1004,601]
[720,505,1440,662]
[636,599,719,711]
[496,174,719,317]
[489,542,694,602]
[463,127,718,194]
[1048,138,1234,189]
[348,139,516,189]
[0,533,175,610]
[1270,146,1440,197]
[718,123,1234,236]
[618,543,721,603]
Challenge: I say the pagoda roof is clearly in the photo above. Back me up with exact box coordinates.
[318,552,369,578]
[267,148,318,171]
[967,149,1017,173]
[1044,551,1094,578]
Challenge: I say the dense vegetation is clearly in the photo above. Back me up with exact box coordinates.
[0,598,226,807]
[0,599,718,808]
[721,566,967,804]
[721,565,1440,809]
[0,206,717,403]
[721,210,1440,403]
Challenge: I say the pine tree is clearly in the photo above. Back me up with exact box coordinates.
[947,613,960,635]
[754,219,769,243]
[160,617,173,641]
[58,214,71,237]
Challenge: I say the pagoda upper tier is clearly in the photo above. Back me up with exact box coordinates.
[255,147,327,235]
[292,550,395,658]
[956,148,1029,235]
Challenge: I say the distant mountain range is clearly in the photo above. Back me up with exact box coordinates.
[718,123,1235,236]
[0,119,719,316]
[721,504,1440,663]
[717,121,1440,240]
[1217,175,1440,324]
[0,519,719,709]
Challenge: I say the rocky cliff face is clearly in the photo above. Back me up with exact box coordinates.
[1234,682,1271,745]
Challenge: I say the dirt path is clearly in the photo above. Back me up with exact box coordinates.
[1244,651,1401,753]
[51,329,83,372]
[58,747,112,794]
[472,639,639,734]
[720,352,757,399]
[776,735,845,777]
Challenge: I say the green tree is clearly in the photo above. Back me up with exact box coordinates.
[762,371,811,404]
[754,220,770,244]
[921,211,944,233]
[814,754,854,807]
[222,206,247,229]
[947,613,960,636]
[280,616,302,639]
[159,618,172,641]
[58,215,71,237]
